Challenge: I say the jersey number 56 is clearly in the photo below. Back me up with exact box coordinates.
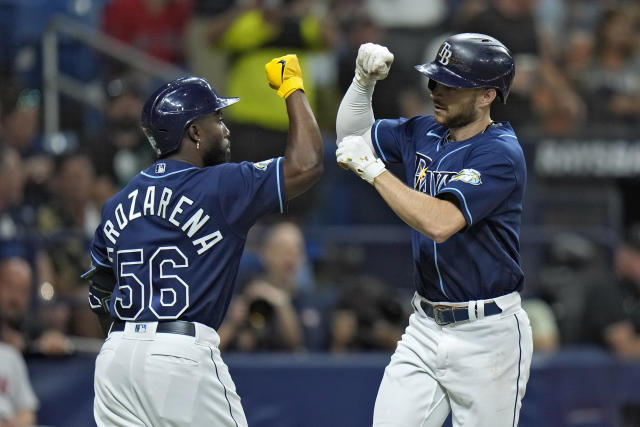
[114,246,190,320]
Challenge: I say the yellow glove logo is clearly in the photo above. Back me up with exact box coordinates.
[265,54,305,98]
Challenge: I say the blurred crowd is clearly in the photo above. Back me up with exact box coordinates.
[0,0,640,372]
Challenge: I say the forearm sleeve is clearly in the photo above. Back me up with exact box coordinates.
[336,77,376,143]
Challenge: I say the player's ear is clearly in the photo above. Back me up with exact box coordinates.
[478,88,496,108]
[186,121,201,142]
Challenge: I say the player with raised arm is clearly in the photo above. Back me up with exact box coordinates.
[82,54,322,426]
[336,34,533,426]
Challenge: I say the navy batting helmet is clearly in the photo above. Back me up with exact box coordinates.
[415,33,515,103]
[141,77,239,157]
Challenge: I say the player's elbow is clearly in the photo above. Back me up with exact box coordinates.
[430,228,454,244]
[427,198,466,243]
[423,221,462,244]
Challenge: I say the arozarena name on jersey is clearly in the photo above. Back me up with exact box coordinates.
[102,186,222,255]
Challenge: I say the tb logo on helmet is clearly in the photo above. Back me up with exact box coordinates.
[438,42,453,65]
[415,33,516,104]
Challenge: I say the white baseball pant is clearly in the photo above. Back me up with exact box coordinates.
[373,291,533,427]
[94,321,248,427]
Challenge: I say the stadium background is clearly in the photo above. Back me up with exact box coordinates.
[1,0,640,426]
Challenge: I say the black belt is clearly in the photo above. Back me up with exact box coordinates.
[420,300,502,325]
[110,320,196,337]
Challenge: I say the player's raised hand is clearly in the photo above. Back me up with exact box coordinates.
[355,43,394,87]
[265,54,305,99]
[336,135,387,185]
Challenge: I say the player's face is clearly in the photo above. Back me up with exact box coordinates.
[200,111,231,166]
[429,83,482,129]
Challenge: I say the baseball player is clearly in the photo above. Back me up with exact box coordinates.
[82,54,322,426]
[335,34,534,426]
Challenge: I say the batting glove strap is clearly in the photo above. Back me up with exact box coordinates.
[358,157,386,184]
[265,54,305,99]
[278,76,305,99]
[336,135,387,185]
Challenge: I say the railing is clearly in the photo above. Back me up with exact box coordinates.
[41,13,188,138]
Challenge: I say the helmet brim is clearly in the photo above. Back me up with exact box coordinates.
[215,97,240,111]
[414,63,480,89]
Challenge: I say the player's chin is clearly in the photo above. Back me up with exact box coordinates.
[433,109,448,125]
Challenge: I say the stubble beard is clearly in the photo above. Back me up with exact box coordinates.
[435,97,479,130]
[203,142,230,167]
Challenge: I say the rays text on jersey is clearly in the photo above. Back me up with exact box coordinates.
[102,185,223,255]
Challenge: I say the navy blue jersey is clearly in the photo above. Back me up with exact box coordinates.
[88,158,286,329]
[372,116,526,302]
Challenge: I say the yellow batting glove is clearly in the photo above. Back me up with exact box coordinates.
[265,54,305,99]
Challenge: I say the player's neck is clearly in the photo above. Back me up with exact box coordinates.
[166,153,203,168]
[448,117,494,142]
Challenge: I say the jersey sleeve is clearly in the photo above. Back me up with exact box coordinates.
[219,157,287,233]
[370,118,412,164]
[438,147,525,227]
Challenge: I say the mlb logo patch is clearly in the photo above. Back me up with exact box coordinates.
[135,324,147,333]
[155,163,166,174]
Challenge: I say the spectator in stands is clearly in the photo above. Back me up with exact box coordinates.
[521,297,560,352]
[0,257,72,356]
[188,0,336,220]
[329,275,407,353]
[207,0,336,158]
[35,152,102,338]
[0,84,41,156]
[0,342,38,427]
[87,74,154,193]
[542,227,640,359]
[219,221,331,351]
[100,0,194,76]
[456,0,584,135]
[0,146,36,261]
[364,0,448,118]
[219,278,303,352]
[334,9,386,114]
[0,82,52,207]
[537,232,609,347]
[583,224,640,359]
[185,0,258,97]
[573,6,640,128]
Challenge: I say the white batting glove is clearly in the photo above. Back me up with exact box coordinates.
[355,43,394,87]
[336,135,387,185]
